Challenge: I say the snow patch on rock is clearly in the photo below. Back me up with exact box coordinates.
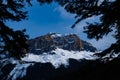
[22,48,97,68]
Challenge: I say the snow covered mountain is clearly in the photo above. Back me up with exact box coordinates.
[0,33,99,80]
[28,33,97,54]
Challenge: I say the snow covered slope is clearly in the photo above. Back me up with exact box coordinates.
[1,49,120,80]
[22,48,97,68]
[0,48,97,80]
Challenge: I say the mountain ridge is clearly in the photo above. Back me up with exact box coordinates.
[27,32,97,54]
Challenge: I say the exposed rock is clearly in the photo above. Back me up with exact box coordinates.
[28,33,97,54]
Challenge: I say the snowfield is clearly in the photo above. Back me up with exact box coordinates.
[22,48,97,68]
[4,48,98,80]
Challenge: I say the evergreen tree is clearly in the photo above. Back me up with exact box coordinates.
[0,0,31,59]
[0,0,56,59]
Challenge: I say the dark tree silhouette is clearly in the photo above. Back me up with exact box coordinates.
[0,0,60,59]
[37,0,120,57]
[0,0,53,59]
[0,0,31,59]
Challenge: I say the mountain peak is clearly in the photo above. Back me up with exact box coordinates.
[28,33,97,54]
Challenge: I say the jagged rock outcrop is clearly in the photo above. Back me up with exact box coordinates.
[28,33,97,54]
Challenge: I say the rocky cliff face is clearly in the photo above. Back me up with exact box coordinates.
[28,33,97,54]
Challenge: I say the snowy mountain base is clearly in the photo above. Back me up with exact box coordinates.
[2,48,98,80]
[22,48,97,68]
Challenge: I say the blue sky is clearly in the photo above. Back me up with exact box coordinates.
[6,1,116,50]
[7,2,76,38]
